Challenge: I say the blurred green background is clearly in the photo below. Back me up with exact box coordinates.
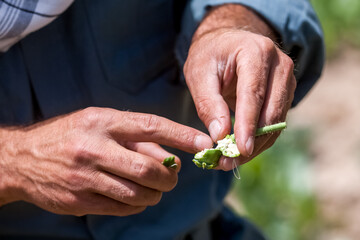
[229,128,322,240]
[227,1,360,240]
[312,0,360,56]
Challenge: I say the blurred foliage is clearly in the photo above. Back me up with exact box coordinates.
[230,128,323,240]
[227,3,360,238]
[311,0,360,56]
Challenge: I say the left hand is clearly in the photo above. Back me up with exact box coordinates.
[184,26,296,171]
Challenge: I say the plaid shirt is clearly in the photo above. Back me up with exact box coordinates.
[0,0,73,52]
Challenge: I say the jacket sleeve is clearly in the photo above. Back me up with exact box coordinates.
[176,0,325,106]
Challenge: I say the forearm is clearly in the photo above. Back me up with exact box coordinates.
[0,127,25,206]
[193,4,278,43]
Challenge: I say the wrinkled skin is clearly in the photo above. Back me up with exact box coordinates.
[0,4,296,217]
[0,107,213,216]
[184,5,296,171]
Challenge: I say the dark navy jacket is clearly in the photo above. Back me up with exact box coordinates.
[0,0,324,239]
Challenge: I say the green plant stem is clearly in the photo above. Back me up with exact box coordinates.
[255,122,287,136]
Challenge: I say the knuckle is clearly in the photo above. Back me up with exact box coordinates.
[63,194,79,208]
[132,160,155,181]
[168,128,194,149]
[196,97,213,122]
[61,193,85,216]
[65,171,90,191]
[249,36,275,58]
[68,139,88,158]
[68,139,98,167]
[68,193,103,216]
[183,59,207,86]
[284,54,294,66]
[254,88,266,104]
[260,37,276,54]
[141,114,161,137]
[131,159,177,192]
[82,106,102,118]
[74,107,102,129]
[269,106,284,123]
[264,96,287,122]
[246,85,266,106]
[73,107,116,132]
[284,56,295,72]
[278,52,295,75]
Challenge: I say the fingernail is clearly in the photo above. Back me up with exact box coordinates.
[246,136,254,156]
[209,120,222,141]
[222,157,234,171]
[220,156,241,171]
[195,135,213,151]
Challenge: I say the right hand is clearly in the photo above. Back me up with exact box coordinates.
[0,107,213,216]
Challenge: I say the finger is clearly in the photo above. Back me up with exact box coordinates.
[184,58,232,142]
[240,130,282,164]
[218,124,285,171]
[83,193,147,216]
[216,135,270,171]
[229,49,295,166]
[253,132,280,157]
[234,132,280,168]
[234,39,275,157]
[106,111,213,153]
[98,140,178,192]
[257,48,296,127]
[216,156,241,171]
[125,142,181,172]
[92,171,162,207]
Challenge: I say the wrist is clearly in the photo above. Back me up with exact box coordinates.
[193,4,278,43]
[0,128,27,205]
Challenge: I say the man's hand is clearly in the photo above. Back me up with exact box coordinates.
[184,4,296,170]
[0,107,213,216]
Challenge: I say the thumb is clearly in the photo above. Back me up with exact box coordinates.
[185,66,231,142]
[195,94,231,142]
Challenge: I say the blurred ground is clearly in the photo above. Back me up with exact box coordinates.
[288,48,360,240]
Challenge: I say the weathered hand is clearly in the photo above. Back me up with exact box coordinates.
[0,107,212,215]
[184,5,296,170]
